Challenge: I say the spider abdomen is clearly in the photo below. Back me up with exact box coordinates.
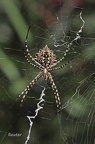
[35,45,56,67]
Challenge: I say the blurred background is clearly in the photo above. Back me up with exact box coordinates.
[0,0,95,144]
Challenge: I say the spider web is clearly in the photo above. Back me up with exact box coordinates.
[0,0,95,144]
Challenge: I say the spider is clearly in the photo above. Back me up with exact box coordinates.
[18,26,72,111]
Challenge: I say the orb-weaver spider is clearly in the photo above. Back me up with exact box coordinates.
[18,26,73,111]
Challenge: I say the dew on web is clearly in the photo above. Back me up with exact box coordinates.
[0,0,95,144]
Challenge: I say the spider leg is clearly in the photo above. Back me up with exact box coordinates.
[50,44,71,68]
[48,72,62,111]
[17,72,42,106]
[49,58,73,71]
[24,50,42,70]
[24,27,44,70]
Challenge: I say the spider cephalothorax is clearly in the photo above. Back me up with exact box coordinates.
[18,26,73,112]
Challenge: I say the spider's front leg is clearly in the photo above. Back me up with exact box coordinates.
[48,72,62,111]
[50,45,71,69]
[25,40,43,69]
[24,26,44,70]
[17,72,42,106]
[49,58,73,71]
